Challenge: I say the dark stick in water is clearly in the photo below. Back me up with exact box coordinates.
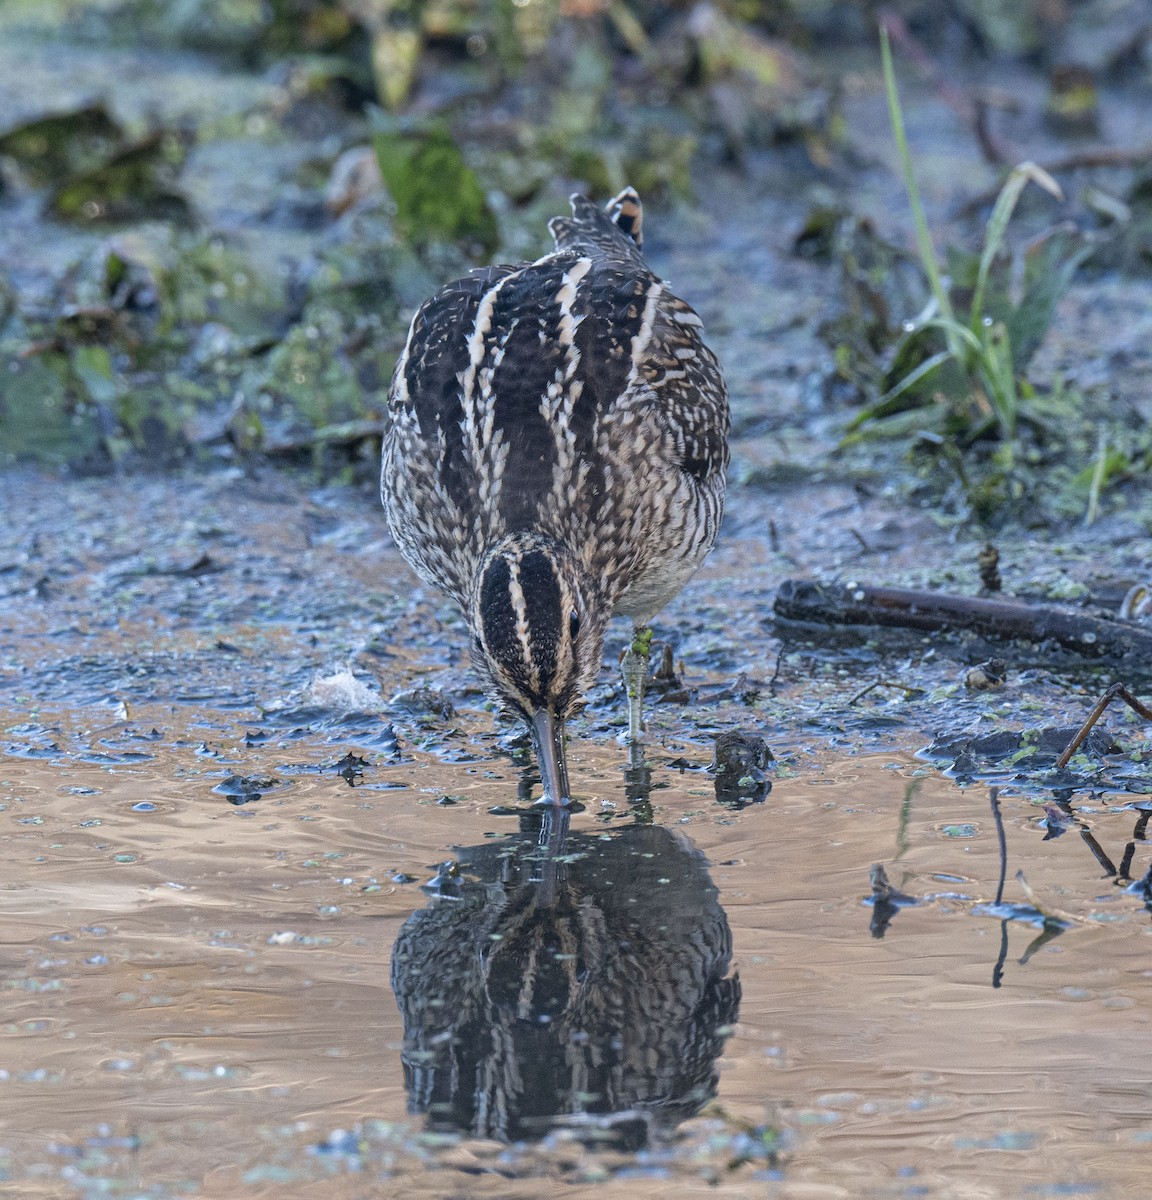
[1055,682,1152,769]
[774,580,1152,663]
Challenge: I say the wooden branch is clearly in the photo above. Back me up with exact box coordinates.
[773,579,1152,662]
[262,418,386,456]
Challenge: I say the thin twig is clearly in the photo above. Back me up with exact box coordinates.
[767,645,785,697]
[848,678,925,705]
[990,787,1008,989]
[991,787,1007,906]
[1079,826,1119,877]
[1056,681,1152,769]
[1117,811,1151,882]
[972,95,1010,167]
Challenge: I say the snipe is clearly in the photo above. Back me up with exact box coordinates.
[382,188,729,804]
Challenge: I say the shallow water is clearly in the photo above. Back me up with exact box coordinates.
[3,696,1151,1200]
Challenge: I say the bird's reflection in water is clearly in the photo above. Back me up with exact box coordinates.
[391,801,740,1148]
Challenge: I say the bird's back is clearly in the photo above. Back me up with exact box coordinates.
[383,190,729,618]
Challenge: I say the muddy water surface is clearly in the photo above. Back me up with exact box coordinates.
[3,468,1152,1199]
[2,693,1151,1199]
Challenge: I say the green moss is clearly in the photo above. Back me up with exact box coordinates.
[0,352,105,466]
[0,103,123,187]
[371,122,498,259]
[162,236,287,343]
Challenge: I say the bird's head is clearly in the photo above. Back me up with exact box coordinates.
[469,534,605,804]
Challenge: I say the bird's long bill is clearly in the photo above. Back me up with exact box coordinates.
[531,708,571,806]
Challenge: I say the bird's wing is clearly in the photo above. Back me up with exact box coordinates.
[389,265,518,422]
[630,286,730,486]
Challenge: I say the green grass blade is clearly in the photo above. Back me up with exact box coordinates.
[918,316,983,355]
[979,322,1018,439]
[970,162,1063,337]
[1084,426,1108,526]
[845,349,953,431]
[880,28,956,343]
[841,402,949,445]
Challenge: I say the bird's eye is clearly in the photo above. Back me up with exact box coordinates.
[569,612,581,640]
[473,635,483,654]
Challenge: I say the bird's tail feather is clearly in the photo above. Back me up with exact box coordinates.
[549,187,645,259]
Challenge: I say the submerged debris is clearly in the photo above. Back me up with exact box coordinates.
[863,863,918,939]
[711,730,773,808]
[211,773,283,805]
[1040,801,1079,840]
[331,750,368,785]
[388,684,455,721]
[926,725,1120,780]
